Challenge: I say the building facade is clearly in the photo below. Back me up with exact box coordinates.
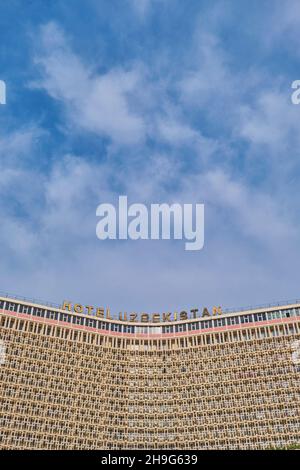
[0,295,299,450]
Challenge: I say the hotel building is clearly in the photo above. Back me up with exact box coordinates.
[0,294,299,450]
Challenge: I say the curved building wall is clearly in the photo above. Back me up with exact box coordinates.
[0,296,299,449]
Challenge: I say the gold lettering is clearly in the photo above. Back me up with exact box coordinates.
[202,307,210,317]
[162,312,172,322]
[190,308,198,318]
[130,313,137,322]
[85,306,94,315]
[96,308,104,318]
[74,304,83,314]
[180,311,188,321]
[62,301,72,311]
[152,314,160,323]
[212,306,222,316]
[61,303,218,322]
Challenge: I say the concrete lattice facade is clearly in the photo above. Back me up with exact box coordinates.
[0,295,299,449]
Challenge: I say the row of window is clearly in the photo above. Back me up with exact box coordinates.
[1,300,300,336]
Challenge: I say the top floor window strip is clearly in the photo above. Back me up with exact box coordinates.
[0,299,300,336]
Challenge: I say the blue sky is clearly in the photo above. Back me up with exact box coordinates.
[1,0,300,314]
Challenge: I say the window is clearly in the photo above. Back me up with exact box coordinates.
[175,324,186,332]
[163,325,174,334]
[7,302,18,312]
[97,321,109,331]
[228,316,239,325]
[86,318,96,328]
[60,313,71,323]
[268,310,281,320]
[72,315,84,325]
[201,320,212,329]
[241,315,252,324]
[254,313,267,322]
[111,323,122,332]
[19,304,31,315]
[123,325,134,334]
[32,308,45,318]
[214,318,226,327]
[136,326,148,335]
[149,327,162,335]
[46,310,58,320]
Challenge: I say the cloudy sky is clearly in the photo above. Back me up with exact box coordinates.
[1,0,300,315]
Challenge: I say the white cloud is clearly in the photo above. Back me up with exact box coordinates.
[200,169,296,246]
[178,24,238,111]
[157,118,198,144]
[0,126,43,165]
[34,22,146,146]
[238,89,300,151]
[267,0,300,49]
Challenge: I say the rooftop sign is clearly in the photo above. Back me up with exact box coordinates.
[61,301,223,322]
